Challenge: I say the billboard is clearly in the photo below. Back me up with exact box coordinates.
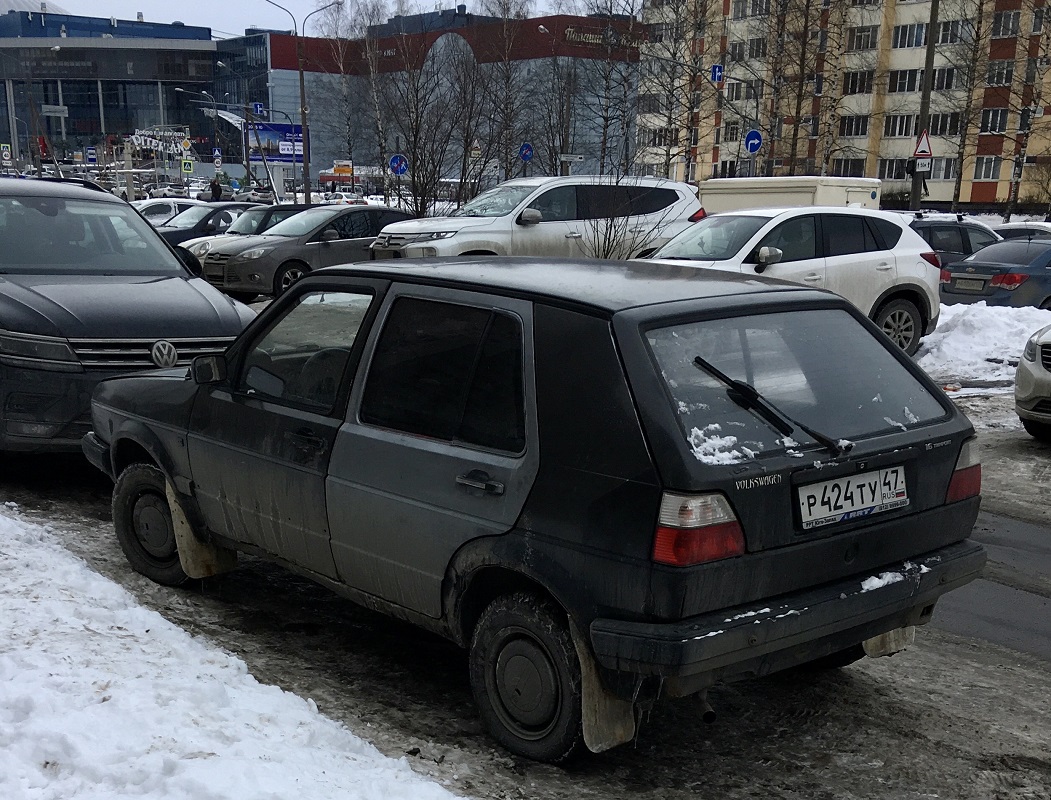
[247,122,306,164]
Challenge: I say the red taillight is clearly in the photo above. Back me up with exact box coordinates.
[688,208,707,222]
[946,437,981,503]
[652,493,745,566]
[921,252,941,268]
[990,273,1029,290]
[940,268,951,285]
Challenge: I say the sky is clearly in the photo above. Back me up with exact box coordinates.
[56,1,347,40]
[1,295,1048,798]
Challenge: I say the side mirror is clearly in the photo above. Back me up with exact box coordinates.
[175,245,203,277]
[754,246,783,274]
[320,227,340,242]
[192,354,227,384]
[518,208,543,226]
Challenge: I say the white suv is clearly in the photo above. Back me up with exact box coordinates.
[370,175,701,260]
[641,206,941,354]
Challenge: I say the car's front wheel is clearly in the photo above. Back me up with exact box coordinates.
[875,298,923,355]
[1022,418,1051,442]
[273,261,310,296]
[112,463,187,586]
[469,593,584,763]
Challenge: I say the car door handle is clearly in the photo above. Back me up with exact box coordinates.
[876,262,893,271]
[286,428,326,452]
[456,469,505,496]
[803,273,822,282]
[565,232,582,239]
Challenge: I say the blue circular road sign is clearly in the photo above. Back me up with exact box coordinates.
[389,154,408,176]
[519,142,533,162]
[744,129,763,155]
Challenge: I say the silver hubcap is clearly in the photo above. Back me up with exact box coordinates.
[883,310,915,350]
[280,267,304,291]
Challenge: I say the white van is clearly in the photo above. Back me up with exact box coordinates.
[695,176,882,215]
[371,175,702,260]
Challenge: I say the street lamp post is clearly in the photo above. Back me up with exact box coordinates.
[264,0,345,206]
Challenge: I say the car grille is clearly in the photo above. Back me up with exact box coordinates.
[203,253,232,287]
[67,337,237,369]
[374,233,412,249]
[1042,345,1051,371]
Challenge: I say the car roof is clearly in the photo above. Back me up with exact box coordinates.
[714,206,912,224]
[0,176,124,204]
[496,175,694,191]
[317,257,825,314]
[994,221,1051,229]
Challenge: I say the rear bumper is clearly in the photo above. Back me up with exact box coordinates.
[590,539,985,692]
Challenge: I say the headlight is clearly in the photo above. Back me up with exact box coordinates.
[1024,335,1039,362]
[410,231,456,243]
[188,241,211,256]
[236,246,275,261]
[0,330,81,372]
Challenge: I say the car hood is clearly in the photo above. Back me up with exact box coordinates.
[204,233,287,255]
[378,216,498,235]
[0,274,252,338]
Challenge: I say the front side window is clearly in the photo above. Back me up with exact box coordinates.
[757,216,818,262]
[332,211,371,239]
[240,290,373,411]
[227,207,269,234]
[0,196,184,273]
[966,227,998,252]
[646,309,946,464]
[360,298,525,453]
[528,186,577,221]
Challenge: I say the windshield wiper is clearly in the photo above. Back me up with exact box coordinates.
[692,355,851,458]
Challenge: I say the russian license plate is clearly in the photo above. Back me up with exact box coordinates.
[953,278,985,291]
[798,466,908,530]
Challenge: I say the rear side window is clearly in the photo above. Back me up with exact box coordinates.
[361,298,526,452]
[577,185,632,220]
[646,309,945,464]
[823,214,883,256]
[966,227,998,252]
[628,187,678,215]
[869,217,904,248]
[928,225,965,254]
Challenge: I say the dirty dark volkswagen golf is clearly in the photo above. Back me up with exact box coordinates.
[82,258,985,763]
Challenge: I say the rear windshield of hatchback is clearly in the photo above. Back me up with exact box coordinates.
[646,308,946,464]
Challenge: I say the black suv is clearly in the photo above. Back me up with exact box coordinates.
[82,258,985,762]
[0,178,254,452]
[902,211,1001,265]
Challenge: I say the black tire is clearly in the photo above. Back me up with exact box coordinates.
[874,298,923,355]
[226,291,258,304]
[273,261,310,296]
[802,643,867,670]
[469,593,584,763]
[112,463,187,586]
[1022,418,1051,442]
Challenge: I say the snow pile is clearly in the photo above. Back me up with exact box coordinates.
[860,571,906,592]
[0,512,460,800]
[917,302,1051,383]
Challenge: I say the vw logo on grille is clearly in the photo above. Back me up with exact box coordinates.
[150,340,179,368]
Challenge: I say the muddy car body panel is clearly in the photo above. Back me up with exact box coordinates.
[84,257,985,762]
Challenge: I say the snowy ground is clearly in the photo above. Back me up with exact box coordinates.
[2,298,1050,799]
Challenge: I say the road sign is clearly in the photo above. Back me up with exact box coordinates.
[253,102,265,116]
[86,146,97,164]
[0,143,10,167]
[914,157,932,173]
[213,158,223,169]
[389,153,408,176]
[212,147,222,158]
[40,104,68,118]
[519,142,533,162]
[913,129,933,158]
[744,129,763,154]
[181,159,193,174]
[230,179,241,190]
[470,138,482,160]
[711,64,724,83]
[558,153,585,162]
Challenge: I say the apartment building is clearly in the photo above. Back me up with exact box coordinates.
[637,0,1051,208]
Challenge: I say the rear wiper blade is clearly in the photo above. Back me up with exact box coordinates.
[692,355,852,458]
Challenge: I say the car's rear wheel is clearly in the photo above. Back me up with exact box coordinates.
[469,593,584,763]
[273,261,310,296]
[875,298,922,355]
[112,463,187,586]
[226,291,258,304]
[1022,418,1051,442]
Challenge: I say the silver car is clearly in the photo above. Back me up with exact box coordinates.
[198,204,412,300]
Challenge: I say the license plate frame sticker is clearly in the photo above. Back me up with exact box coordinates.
[798,466,908,530]
[953,278,985,291]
